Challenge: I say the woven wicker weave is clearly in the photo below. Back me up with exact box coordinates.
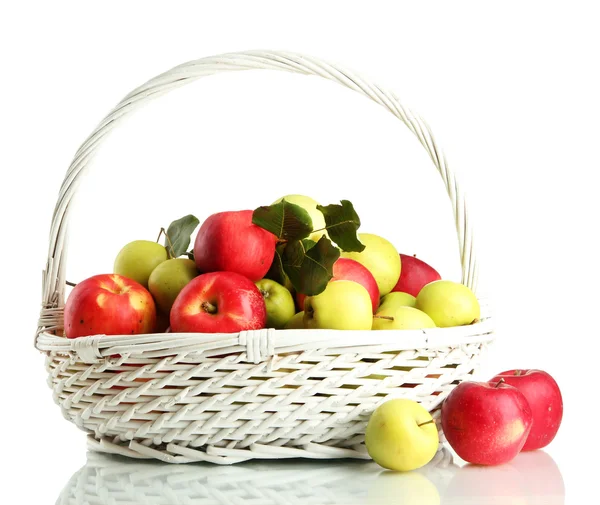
[35,50,494,464]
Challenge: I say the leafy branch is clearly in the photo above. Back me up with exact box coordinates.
[252,199,364,296]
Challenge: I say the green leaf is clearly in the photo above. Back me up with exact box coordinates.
[252,200,313,241]
[165,214,200,258]
[281,236,340,296]
[317,200,365,252]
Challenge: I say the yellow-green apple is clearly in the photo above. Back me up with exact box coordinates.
[273,194,327,242]
[392,254,441,297]
[416,280,480,327]
[194,210,277,282]
[304,280,372,330]
[441,380,533,465]
[64,274,156,338]
[379,291,417,309]
[170,271,267,333]
[148,258,198,313]
[114,240,168,288]
[284,311,305,329]
[372,306,436,330]
[365,398,439,471]
[255,279,296,329]
[341,233,401,296]
[296,258,380,313]
[490,369,563,451]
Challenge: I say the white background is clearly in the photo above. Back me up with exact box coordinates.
[2,1,599,503]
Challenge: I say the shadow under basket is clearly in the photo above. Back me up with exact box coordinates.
[35,50,494,464]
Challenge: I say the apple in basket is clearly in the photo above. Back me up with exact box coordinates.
[255,278,296,329]
[391,254,441,297]
[490,369,563,451]
[64,274,156,338]
[194,210,277,282]
[295,257,380,313]
[170,271,267,333]
[340,233,401,297]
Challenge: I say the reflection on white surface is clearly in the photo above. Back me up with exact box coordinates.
[56,448,564,505]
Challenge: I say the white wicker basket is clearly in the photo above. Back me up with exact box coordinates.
[35,50,494,464]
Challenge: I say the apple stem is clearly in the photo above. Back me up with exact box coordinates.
[495,378,505,388]
[373,315,395,321]
[157,227,175,259]
[201,301,218,315]
[418,420,435,427]
[515,370,522,376]
[66,280,77,287]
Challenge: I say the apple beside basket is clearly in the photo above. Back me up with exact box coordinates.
[35,50,494,464]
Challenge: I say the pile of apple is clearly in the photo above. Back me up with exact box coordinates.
[63,194,481,339]
[365,368,563,471]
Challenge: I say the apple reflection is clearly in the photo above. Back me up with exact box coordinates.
[442,450,565,505]
[55,448,563,505]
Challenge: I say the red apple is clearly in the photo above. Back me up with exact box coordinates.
[490,369,563,451]
[441,380,533,465]
[392,254,441,297]
[296,258,380,312]
[64,274,156,338]
[170,271,267,333]
[194,210,277,282]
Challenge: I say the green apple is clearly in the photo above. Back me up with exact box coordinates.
[341,233,401,296]
[304,280,373,330]
[416,280,480,328]
[365,398,439,472]
[284,311,305,329]
[148,258,198,313]
[273,194,327,242]
[380,291,417,309]
[372,306,436,330]
[255,279,296,329]
[114,240,168,288]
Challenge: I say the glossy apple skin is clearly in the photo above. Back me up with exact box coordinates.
[490,369,563,451]
[194,210,277,282]
[170,271,267,333]
[441,381,533,465]
[392,254,441,297]
[296,258,380,312]
[64,274,156,338]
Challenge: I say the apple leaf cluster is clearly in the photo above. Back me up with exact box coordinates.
[252,199,365,296]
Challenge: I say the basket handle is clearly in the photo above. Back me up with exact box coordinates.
[38,50,478,337]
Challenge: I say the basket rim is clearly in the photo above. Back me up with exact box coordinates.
[37,310,493,365]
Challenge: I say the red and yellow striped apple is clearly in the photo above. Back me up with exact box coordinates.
[170,271,267,333]
[194,210,277,282]
[490,369,563,451]
[392,254,441,297]
[64,274,156,338]
[441,380,533,465]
